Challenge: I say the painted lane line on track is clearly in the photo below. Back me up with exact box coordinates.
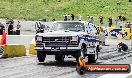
[99,51,118,59]
[98,64,132,78]
[100,53,132,63]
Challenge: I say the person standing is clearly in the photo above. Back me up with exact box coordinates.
[64,13,68,21]
[71,14,74,21]
[16,21,21,35]
[67,14,71,21]
[0,22,5,35]
[99,16,103,26]
[6,18,10,25]
[87,15,90,22]
[5,18,10,29]
[101,31,106,46]
[8,19,14,35]
[87,16,93,23]
[90,16,94,23]
[78,14,82,21]
[122,16,126,21]
[16,21,21,29]
[127,22,131,28]
[108,17,112,27]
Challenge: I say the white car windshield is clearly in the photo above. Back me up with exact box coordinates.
[50,22,85,32]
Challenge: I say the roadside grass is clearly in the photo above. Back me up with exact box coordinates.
[0,0,131,26]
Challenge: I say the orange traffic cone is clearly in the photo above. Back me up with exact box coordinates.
[1,29,6,45]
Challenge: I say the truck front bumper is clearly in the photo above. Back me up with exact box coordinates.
[35,44,81,55]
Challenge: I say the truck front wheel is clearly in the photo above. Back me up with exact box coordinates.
[37,51,46,63]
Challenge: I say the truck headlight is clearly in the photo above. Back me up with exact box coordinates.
[36,36,42,42]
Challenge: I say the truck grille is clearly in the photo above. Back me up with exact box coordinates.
[43,37,70,46]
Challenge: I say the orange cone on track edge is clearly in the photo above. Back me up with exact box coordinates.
[0,29,6,45]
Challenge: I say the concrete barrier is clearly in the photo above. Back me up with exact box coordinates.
[29,38,37,55]
[2,44,26,58]
[6,35,35,50]
[0,35,36,57]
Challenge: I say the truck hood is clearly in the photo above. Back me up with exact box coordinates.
[37,30,87,37]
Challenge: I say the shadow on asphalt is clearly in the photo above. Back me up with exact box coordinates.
[38,60,77,67]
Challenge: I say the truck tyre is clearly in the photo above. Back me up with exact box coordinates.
[37,51,46,62]
[88,54,96,63]
[55,55,65,62]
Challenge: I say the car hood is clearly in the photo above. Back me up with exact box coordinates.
[36,30,87,37]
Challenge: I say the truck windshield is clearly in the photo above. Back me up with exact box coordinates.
[51,22,85,32]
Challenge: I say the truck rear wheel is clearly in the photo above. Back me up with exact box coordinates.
[55,55,65,62]
[88,54,96,63]
[37,51,46,63]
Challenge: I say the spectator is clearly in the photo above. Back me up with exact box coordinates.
[67,14,71,21]
[88,16,93,23]
[125,22,129,28]
[17,21,21,29]
[16,21,21,35]
[52,19,56,21]
[108,17,112,27]
[0,22,5,35]
[90,16,94,23]
[119,21,125,28]
[78,14,82,21]
[71,14,74,21]
[99,27,103,32]
[8,19,14,35]
[87,15,90,22]
[122,16,126,21]
[97,27,100,35]
[118,15,122,21]
[101,31,106,46]
[5,18,10,28]
[63,13,68,21]
[99,16,103,26]
[128,22,131,28]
